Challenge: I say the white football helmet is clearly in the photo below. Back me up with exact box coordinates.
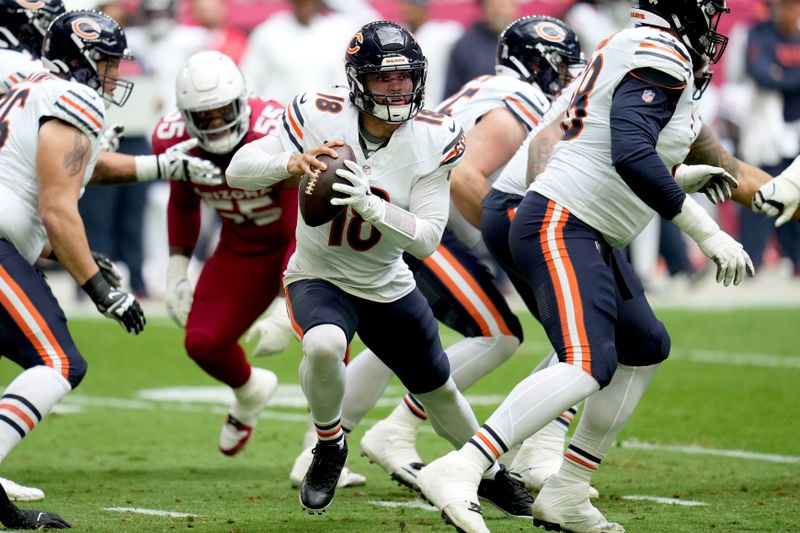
[175,51,251,154]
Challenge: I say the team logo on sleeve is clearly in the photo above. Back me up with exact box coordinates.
[71,17,102,40]
[347,33,363,55]
[534,21,567,43]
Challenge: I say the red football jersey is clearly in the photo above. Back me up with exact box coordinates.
[153,98,297,255]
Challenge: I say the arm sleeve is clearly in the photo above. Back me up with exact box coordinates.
[610,69,687,220]
[745,30,800,92]
[226,133,293,190]
[368,166,451,259]
[167,180,202,254]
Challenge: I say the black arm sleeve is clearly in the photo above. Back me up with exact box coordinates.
[610,68,687,220]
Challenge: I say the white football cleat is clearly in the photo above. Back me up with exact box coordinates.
[416,451,489,533]
[360,418,424,490]
[219,368,278,456]
[0,477,44,502]
[533,476,624,533]
[290,444,367,488]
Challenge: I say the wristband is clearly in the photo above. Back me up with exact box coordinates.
[81,271,110,304]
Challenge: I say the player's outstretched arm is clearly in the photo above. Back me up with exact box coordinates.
[451,108,527,228]
[685,124,800,226]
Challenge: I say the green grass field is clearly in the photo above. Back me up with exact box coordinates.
[0,308,798,532]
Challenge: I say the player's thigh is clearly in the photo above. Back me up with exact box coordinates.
[509,193,619,386]
[285,279,358,342]
[610,249,670,366]
[356,288,449,394]
[405,231,522,341]
[188,246,287,343]
[0,242,85,387]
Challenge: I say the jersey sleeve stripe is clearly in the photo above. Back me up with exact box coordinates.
[316,92,345,102]
[440,130,466,166]
[644,37,691,61]
[291,96,305,126]
[638,42,690,67]
[282,115,303,153]
[633,51,691,75]
[58,95,102,130]
[513,91,547,117]
[441,130,463,155]
[504,96,540,131]
[503,102,533,132]
[54,102,100,137]
[65,89,104,119]
[285,105,304,140]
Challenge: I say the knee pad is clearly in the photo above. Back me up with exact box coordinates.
[302,324,347,367]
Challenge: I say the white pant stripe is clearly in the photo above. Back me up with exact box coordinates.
[0,275,60,372]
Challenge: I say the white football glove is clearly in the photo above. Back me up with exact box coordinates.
[753,175,800,227]
[674,163,737,204]
[99,123,124,153]
[165,255,193,328]
[245,298,293,356]
[135,138,224,186]
[672,196,755,286]
[332,160,383,221]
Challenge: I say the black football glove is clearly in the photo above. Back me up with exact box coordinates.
[82,272,146,334]
[2,508,71,529]
[91,251,123,289]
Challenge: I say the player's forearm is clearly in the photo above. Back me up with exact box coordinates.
[227,137,292,190]
[526,116,562,187]
[41,203,98,285]
[368,203,446,259]
[90,151,137,184]
[450,164,489,229]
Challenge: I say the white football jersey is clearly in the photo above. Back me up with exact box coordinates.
[0,73,104,264]
[279,87,465,302]
[437,72,551,245]
[0,49,45,96]
[492,77,578,197]
[533,27,696,248]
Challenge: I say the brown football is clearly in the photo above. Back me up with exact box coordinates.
[298,143,357,227]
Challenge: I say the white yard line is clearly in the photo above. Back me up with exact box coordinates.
[621,495,708,507]
[620,439,800,464]
[367,500,436,511]
[103,507,198,517]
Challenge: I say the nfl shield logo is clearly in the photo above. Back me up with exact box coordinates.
[642,90,655,103]
[362,164,371,175]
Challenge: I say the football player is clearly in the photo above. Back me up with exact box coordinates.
[416,2,751,532]
[332,17,584,513]
[154,50,293,456]
[227,21,499,514]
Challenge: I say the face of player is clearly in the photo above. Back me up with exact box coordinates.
[365,71,414,106]
[190,102,239,140]
[96,57,121,99]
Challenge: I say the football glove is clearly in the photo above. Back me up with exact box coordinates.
[674,164,737,204]
[672,196,755,286]
[246,298,293,356]
[82,272,145,334]
[91,251,123,289]
[165,255,193,328]
[752,175,800,227]
[98,123,124,153]
[332,160,383,221]
[1,508,71,529]
[134,139,223,186]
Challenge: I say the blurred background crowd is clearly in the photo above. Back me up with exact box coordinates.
[59,0,800,300]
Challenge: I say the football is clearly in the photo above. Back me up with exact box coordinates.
[298,143,356,227]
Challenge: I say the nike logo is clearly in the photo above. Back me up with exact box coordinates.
[467,501,483,515]
[36,512,45,522]
[448,123,456,133]
[299,94,308,104]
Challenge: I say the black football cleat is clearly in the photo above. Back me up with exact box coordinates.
[299,440,348,514]
[477,465,534,518]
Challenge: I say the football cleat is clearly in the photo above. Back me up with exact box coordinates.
[0,509,70,529]
[290,444,366,489]
[0,477,45,502]
[299,440,348,514]
[416,451,489,533]
[360,418,424,490]
[533,476,624,533]
[219,368,278,456]
[477,465,533,518]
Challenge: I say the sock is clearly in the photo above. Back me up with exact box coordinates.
[340,348,393,430]
[0,366,71,461]
[559,363,660,485]
[413,377,479,448]
[400,394,427,421]
[299,324,347,426]
[484,362,599,449]
[314,416,344,447]
[446,336,520,390]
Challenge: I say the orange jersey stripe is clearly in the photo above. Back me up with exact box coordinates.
[0,403,35,431]
[476,431,501,459]
[506,96,540,126]
[638,42,690,66]
[0,266,69,379]
[423,253,492,336]
[437,246,513,337]
[539,202,574,365]
[286,106,304,140]
[58,95,102,129]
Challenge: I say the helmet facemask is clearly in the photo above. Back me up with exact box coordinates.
[347,61,426,123]
[181,96,250,154]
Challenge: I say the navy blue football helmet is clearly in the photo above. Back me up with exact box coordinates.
[497,16,584,100]
[42,10,134,107]
[631,0,730,67]
[0,0,65,57]
[345,21,427,123]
